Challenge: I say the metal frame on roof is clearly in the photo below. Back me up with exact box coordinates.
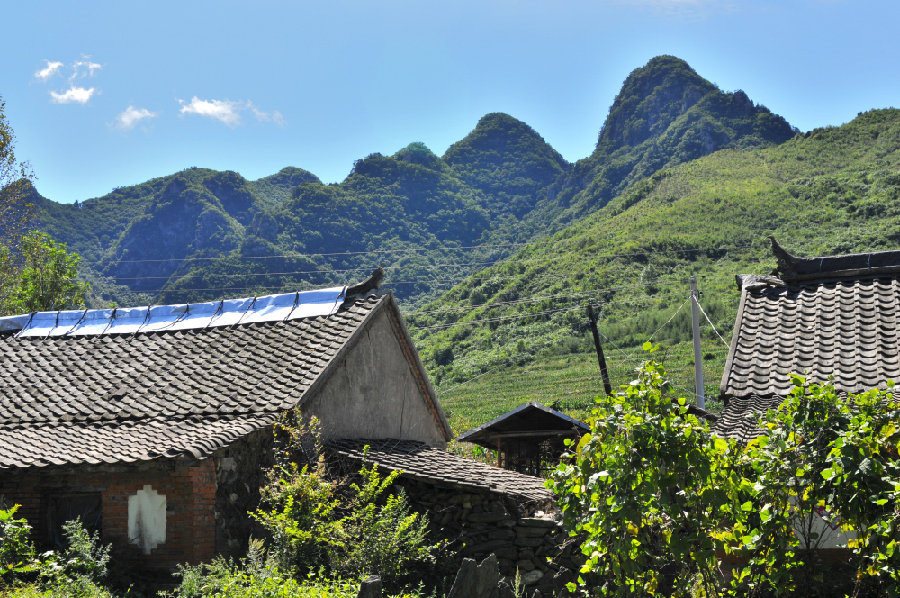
[0,287,347,338]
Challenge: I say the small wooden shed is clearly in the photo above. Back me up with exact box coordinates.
[455,402,589,475]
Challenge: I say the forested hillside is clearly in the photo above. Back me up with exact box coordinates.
[18,56,900,432]
[30,55,793,311]
[410,109,900,430]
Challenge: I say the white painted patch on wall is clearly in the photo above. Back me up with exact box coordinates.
[128,485,166,554]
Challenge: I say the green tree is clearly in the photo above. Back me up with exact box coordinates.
[0,95,35,311]
[2,231,88,314]
[549,348,744,596]
[732,376,900,597]
[550,355,900,597]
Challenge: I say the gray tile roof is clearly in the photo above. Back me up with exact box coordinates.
[711,394,780,442]
[0,295,383,469]
[720,277,900,399]
[326,438,553,505]
[714,241,900,441]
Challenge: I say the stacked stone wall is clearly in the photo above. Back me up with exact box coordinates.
[213,427,273,557]
[395,477,582,594]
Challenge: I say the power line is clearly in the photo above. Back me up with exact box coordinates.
[81,241,760,268]
[409,278,688,318]
[105,260,506,282]
[695,297,732,350]
[80,242,530,265]
[409,305,583,331]
[647,297,691,342]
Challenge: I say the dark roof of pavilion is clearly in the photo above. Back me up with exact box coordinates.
[454,402,589,449]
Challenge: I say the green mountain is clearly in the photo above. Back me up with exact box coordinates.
[28,55,797,312]
[409,109,900,429]
[516,55,796,237]
[443,113,570,221]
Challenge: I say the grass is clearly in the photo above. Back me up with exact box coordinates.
[438,340,727,436]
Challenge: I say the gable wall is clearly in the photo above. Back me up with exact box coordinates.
[303,308,447,445]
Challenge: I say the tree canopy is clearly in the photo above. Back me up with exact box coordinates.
[1,230,88,314]
[0,96,88,316]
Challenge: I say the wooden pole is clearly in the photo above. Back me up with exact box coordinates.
[586,304,613,396]
[690,277,706,409]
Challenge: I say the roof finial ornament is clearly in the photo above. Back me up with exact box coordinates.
[346,263,386,299]
[769,236,798,279]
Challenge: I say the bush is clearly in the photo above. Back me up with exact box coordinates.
[550,350,900,597]
[732,376,900,597]
[38,518,112,597]
[167,540,359,598]
[0,505,37,587]
[549,347,742,596]
[168,540,426,598]
[253,417,440,593]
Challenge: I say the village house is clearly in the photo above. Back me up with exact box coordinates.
[455,402,589,475]
[713,238,900,549]
[0,280,573,591]
[0,284,453,569]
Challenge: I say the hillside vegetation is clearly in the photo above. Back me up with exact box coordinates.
[21,56,900,433]
[30,56,792,311]
[410,109,900,430]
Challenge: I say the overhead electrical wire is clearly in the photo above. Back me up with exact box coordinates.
[78,242,531,265]
[81,241,761,268]
[409,305,584,331]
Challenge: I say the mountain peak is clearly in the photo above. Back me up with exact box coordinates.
[599,55,717,148]
[394,141,442,169]
[443,112,569,219]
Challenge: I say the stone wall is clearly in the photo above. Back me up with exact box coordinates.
[394,477,582,594]
[213,427,274,558]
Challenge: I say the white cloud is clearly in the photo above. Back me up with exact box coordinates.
[72,59,102,79]
[114,105,158,131]
[249,102,286,127]
[50,86,96,104]
[179,97,285,128]
[34,60,63,81]
[178,96,243,127]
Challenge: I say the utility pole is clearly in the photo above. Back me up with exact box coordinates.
[689,276,705,409]
[586,304,613,396]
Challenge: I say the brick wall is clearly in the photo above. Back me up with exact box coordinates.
[0,458,217,570]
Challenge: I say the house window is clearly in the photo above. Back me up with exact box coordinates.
[46,492,102,550]
[128,485,166,554]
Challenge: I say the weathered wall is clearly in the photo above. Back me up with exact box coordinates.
[394,477,582,594]
[0,458,216,570]
[214,427,273,557]
[305,309,446,446]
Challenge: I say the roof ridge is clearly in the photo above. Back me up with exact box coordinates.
[770,237,900,282]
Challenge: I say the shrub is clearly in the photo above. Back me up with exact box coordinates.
[253,417,440,593]
[38,518,112,597]
[550,351,900,597]
[0,505,37,587]
[549,347,742,596]
[167,540,356,598]
[732,376,900,597]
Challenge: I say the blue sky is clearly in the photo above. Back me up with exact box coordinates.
[2,0,898,204]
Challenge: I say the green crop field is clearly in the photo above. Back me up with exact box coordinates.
[436,339,727,436]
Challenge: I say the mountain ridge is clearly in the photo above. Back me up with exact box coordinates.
[27,55,799,310]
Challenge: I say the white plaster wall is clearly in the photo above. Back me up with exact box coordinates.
[128,485,166,555]
[304,310,446,446]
